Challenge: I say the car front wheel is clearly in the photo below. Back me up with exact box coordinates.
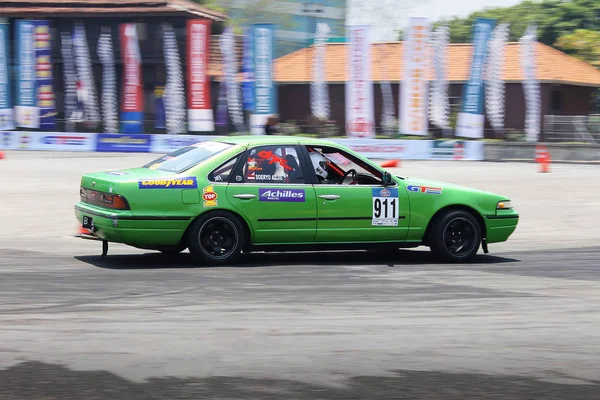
[187,211,245,265]
[429,209,482,263]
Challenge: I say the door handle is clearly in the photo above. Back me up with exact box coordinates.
[233,194,256,199]
[319,194,340,200]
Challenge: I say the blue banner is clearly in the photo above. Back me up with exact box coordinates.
[0,19,14,130]
[154,86,166,129]
[241,27,255,112]
[95,133,152,152]
[253,24,276,114]
[250,24,277,134]
[455,18,496,139]
[15,20,39,128]
[34,20,56,130]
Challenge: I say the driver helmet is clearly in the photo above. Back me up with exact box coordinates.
[309,151,329,181]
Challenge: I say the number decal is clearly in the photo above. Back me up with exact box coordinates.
[371,188,399,226]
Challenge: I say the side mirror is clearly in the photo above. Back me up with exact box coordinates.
[382,171,393,186]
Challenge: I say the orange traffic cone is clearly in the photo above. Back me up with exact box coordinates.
[380,159,400,168]
[539,149,551,173]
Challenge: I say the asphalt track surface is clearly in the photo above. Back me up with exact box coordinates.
[1,151,600,399]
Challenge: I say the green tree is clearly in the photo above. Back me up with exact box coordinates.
[405,0,600,53]
[554,29,600,67]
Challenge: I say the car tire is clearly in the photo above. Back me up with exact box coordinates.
[187,211,246,266]
[429,209,482,263]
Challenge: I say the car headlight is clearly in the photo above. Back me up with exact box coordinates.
[496,200,512,210]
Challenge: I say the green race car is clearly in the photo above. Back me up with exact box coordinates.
[74,136,519,264]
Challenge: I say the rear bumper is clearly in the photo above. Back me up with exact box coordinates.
[485,214,519,244]
[74,203,189,246]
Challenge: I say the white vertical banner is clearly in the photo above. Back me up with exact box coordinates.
[97,27,118,133]
[400,17,430,136]
[429,25,450,134]
[220,26,245,132]
[310,22,330,120]
[345,25,374,138]
[73,22,100,128]
[485,23,510,134]
[163,23,186,134]
[520,25,541,143]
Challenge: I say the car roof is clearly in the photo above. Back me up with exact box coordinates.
[208,135,338,147]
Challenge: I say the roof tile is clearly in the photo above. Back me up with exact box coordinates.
[273,41,600,86]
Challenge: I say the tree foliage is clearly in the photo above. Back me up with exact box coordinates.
[403,0,600,66]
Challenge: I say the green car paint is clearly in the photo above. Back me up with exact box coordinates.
[74,136,519,262]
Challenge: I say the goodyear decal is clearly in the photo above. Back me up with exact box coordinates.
[138,177,198,189]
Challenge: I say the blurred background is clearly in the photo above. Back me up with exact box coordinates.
[1,0,600,145]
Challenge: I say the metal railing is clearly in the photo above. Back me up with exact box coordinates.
[544,115,600,144]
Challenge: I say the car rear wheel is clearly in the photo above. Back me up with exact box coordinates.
[187,211,245,265]
[429,209,481,263]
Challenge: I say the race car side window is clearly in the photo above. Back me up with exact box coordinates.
[231,145,306,184]
[208,155,241,183]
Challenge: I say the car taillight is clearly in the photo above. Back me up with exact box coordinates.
[80,187,130,210]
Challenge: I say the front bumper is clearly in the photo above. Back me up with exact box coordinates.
[485,210,519,244]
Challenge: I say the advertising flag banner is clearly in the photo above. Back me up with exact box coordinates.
[429,25,451,134]
[15,20,39,128]
[485,23,510,134]
[241,27,255,112]
[250,24,277,135]
[34,20,56,130]
[400,17,430,136]
[97,27,118,133]
[345,25,374,138]
[520,25,541,143]
[0,19,14,130]
[119,23,144,133]
[60,32,77,131]
[163,23,186,134]
[311,22,330,120]
[154,86,166,129]
[187,19,214,132]
[73,22,100,128]
[221,27,245,132]
[455,18,496,138]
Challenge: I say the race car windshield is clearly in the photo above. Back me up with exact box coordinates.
[143,141,234,173]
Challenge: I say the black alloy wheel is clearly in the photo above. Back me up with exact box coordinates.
[188,211,245,265]
[429,209,482,263]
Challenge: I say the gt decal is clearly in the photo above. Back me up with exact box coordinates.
[138,177,198,189]
[406,185,442,195]
[202,185,218,207]
[372,188,399,226]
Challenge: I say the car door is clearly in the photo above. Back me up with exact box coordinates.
[300,144,410,243]
[226,144,318,244]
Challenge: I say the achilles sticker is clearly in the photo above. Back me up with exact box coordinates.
[372,188,399,226]
[138,177,198,189]
[406,185,442,195]
[259,188,305,202]
[202,185,218,207]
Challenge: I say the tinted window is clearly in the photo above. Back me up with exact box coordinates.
[208,155,240,183]
[233,145,305,184]
[143,141,233,173]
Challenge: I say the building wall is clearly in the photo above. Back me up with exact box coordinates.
[227,0,346,57]
[277,82,596,139]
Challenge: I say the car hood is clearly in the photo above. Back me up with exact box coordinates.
[401,176,505,198]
